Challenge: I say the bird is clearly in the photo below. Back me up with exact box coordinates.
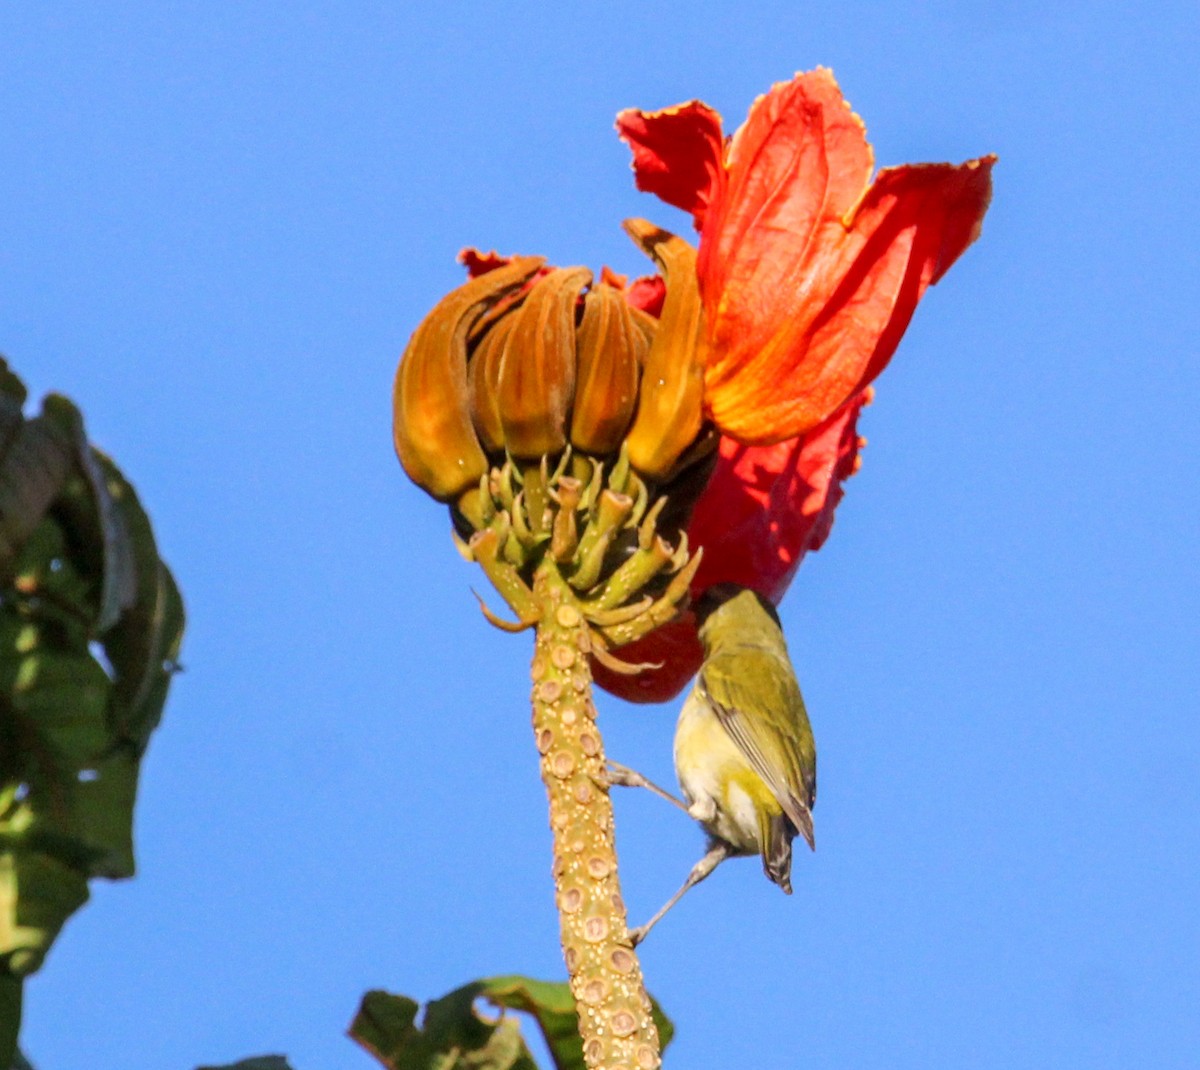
[626,583,816,944]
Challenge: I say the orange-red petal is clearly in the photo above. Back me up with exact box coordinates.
[625,274,665,317]
[616,101,726,230]
[689,389,868,599]
[590,616,704,706]
[829,158,996,401]
[698,69,873,333]
[695,70,993,444]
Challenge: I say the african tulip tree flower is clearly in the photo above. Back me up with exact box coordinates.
[391,68,993,1070]
[593,70,994,701]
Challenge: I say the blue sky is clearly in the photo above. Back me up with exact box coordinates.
[3,3,1198,1068]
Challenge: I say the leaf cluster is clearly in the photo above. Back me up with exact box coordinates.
[0,359,185,1065]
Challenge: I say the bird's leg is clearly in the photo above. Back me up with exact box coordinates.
[605,760,689,813]
[627,841,732,946]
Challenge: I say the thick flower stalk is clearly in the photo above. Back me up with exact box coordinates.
[530,567,658,1070]
[394,250,708,1069]
[393,68,993,1070]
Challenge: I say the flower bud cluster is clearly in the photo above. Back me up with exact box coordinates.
[392,224,716,660]
[392,221,711,524]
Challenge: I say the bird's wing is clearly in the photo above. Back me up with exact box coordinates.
[699,648,816,848]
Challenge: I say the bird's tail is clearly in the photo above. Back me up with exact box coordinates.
[762,812,796,894]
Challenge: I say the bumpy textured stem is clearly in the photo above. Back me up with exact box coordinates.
[531,563,660,1070]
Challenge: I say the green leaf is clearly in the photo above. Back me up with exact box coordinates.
[0,370,28,469]
[350,991,421,1062]
[476,976,673,1070]
[0,973,21,1070]
[0,394,25,465]
[0,410,77,580]
[0,850,89,977]
[471,978,580,1070]
[0,434,183,965]
[195,1058,297,1070]
[10,649,111,771]
[0,359,27,408]
[6,517,97,649]
[0,614,130,876]
[81,446,137,636]
[44,402,136,636]
[0,368,185,1063]
[91,454,185,753]
[70,748,139,879]
[349,978,673,1070]
[349,987,538,1070]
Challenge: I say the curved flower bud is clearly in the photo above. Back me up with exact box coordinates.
[496,266,592,460]
[469,311,515,454]
[393,256,545,500]
[621,219,706,481]
[569,283,646,455]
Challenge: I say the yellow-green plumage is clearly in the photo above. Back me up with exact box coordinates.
[675,585,816,893]
[622,585,818,944]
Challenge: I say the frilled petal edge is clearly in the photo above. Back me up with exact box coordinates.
[616,100,726,231]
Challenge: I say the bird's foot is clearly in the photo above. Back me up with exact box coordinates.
[605,761,689,812]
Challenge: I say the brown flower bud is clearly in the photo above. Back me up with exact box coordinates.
[393,256,545,500]
[628,303,658,345]
[468,311,515,454]
[570,283,646,455]
[620,220,706,481]
[495,266,592,460]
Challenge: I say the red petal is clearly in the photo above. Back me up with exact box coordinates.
[699,70,994,444]
[590,617,703,705]
[792,388,869,554]
[832,157,996,399]
[459,248,513,277]
[698,69,872,329]
[689,390,868,599]
[624,274,665,317]
[616,101,727,230]
[594,391,868,704]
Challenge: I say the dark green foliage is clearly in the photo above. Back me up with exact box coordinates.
[349,977,674,1070]
[0,359,185,1065]
[196,1059,297,1070]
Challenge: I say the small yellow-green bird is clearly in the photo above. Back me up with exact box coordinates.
[629,583,816,944]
